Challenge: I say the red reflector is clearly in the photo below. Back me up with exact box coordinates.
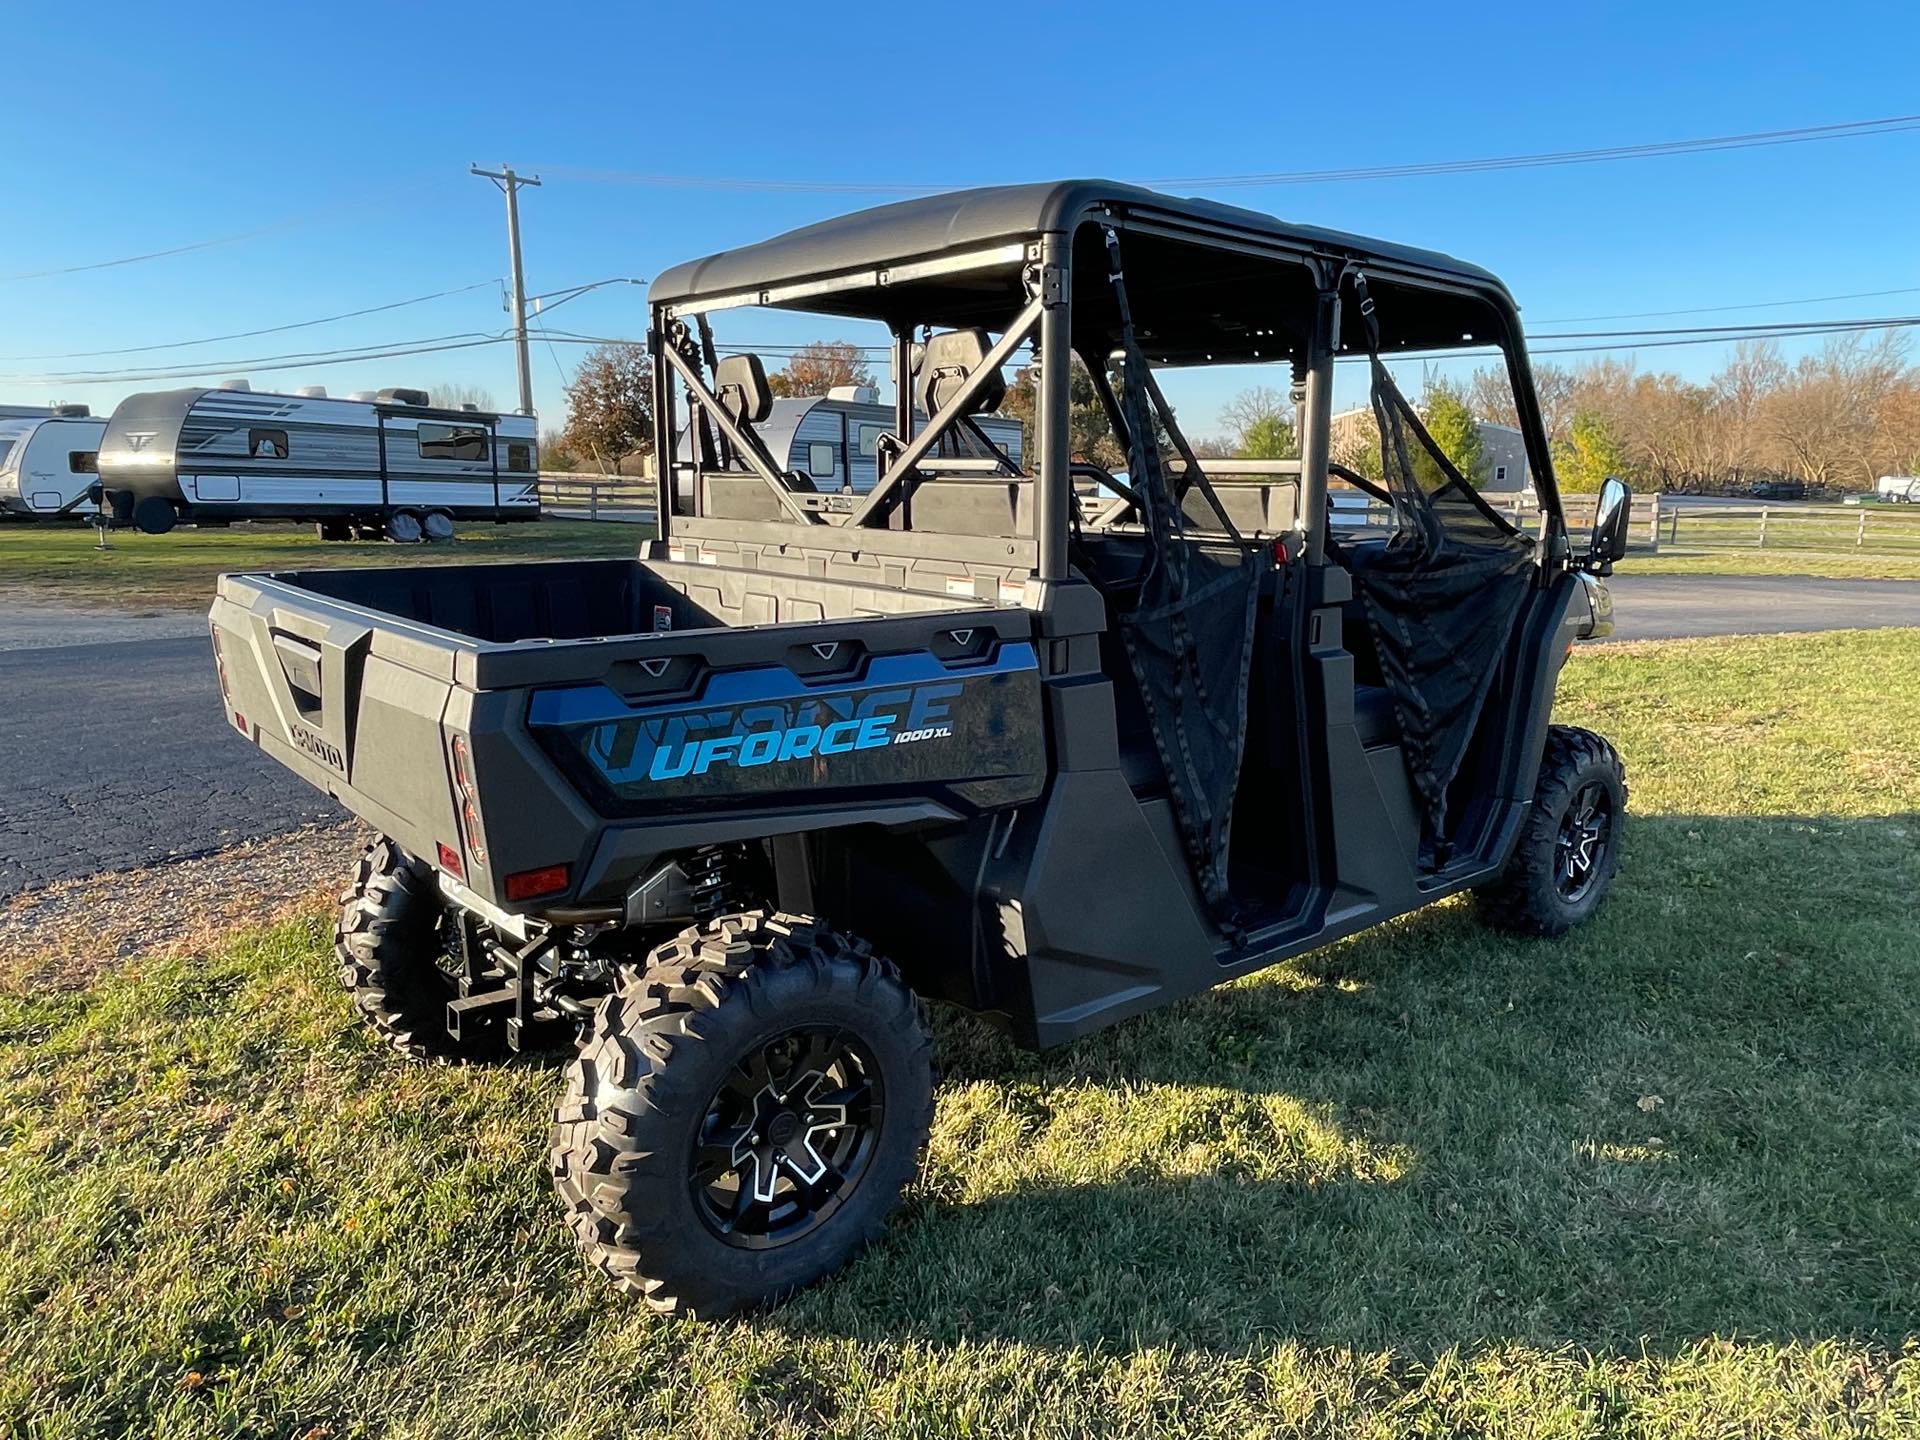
[435,842,465,880]
[232,712,247,732]
[504,863,570,901]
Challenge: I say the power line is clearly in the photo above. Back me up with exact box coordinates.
[0,331,508,387]
[1533,284,1920,325]
[0,279,501,361]
[534,112,1920,195]
[0,182,428,283]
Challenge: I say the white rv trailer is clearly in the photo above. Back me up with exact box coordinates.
[0,409,107,518]
[1876,475,1920,503]
[677,384,1024,494]
[95,385,539,538]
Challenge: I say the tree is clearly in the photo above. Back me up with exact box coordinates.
[1415,381,1485,489]
[1556,410,1631,494]
[768,341,875,398]
[1218,386,1295,456]
[562,342,654,473]
[1238,413,1297,459]
[1000,359,1124,470]
[539,427,579,472]
[426,381,498,412]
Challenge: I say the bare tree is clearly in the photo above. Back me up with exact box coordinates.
[425,381,499,412]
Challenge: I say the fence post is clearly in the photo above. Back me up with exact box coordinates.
[1757,507,1769,549]
[1857,509,1868,548]
[589,482,599,521]
[1648,493,1661,550]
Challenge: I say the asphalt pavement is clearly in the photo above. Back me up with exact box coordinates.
[4,575,1919,896]
[1,612,342,897]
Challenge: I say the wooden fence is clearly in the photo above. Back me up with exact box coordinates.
[534,474,1920,558]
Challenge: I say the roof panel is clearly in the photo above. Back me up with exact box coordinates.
[649,179,1507,311]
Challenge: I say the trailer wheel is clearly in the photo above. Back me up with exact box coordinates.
[335,837,505,1063]
[552,911,935,1318]
[131,495,178,535]
[1476,725,1627,936]
[422,509,456,542]
[384,510,424,544]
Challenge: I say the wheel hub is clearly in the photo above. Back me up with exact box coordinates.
[1555,781,1613,901]
[690,1026,881,1248]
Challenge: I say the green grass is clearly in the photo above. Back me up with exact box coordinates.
[3,630,1919,1437]
[1626,548,1920,580]
[0,520,646,610]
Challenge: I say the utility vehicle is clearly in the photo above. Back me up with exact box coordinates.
[207,181,1632,1317]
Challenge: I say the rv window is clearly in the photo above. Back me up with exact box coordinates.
[69,451,98,474]
[249,428,289,460]
[418,423,490,462]
[807,442,835,478]
[506,441,533,472]
[857,424,884,457]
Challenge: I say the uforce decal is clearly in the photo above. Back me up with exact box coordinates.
[615,680,961,784]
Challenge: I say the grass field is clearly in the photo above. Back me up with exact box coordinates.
[2,630,1918,1437]
[1628,548,1920,581]
[0,520,645,610]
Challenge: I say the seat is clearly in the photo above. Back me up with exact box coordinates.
[714,353,772,430]
[915,330,1006,417]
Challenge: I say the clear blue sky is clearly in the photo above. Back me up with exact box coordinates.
[6,0,1918,436]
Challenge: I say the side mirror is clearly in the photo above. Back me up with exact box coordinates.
[1587,476,1631,572]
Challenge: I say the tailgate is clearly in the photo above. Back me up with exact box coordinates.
[208,575,469,869]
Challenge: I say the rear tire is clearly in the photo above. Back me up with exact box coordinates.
[1476,725,1627,936]
[131,495,178,534]
[384,510,424,544]
[422,509,456,542]
[552,911,935,1318]
[334,838,504,1063]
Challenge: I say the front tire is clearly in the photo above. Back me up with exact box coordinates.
[334,838,503,1063]
[552,911,935,1318]
[422,508,456,542]
[131,495,178,534]
[384,509,424,544]
[1477,725,1627,935]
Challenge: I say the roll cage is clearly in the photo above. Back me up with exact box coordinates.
[647,179,1567,579]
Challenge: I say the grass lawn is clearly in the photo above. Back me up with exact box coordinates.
[0,519,647,611]
[2,630,1917,1437]
[1626,548,1920,581]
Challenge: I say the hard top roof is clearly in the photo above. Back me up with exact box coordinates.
[650,179,1509,314]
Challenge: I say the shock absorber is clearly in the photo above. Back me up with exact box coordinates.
[687,844,747,922]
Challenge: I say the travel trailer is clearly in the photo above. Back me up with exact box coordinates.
[96,385,539,539]
[678,384,1023,505]
[0,407,107,518]
[1876,475,1920,503]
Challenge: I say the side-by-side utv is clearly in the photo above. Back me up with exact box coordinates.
[206,181,1631,1317]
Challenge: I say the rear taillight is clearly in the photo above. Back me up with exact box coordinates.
[435,841,466,880]
[504,863,570,901]
[448,734,487,864]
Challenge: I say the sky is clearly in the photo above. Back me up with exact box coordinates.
[6,1,1919,439]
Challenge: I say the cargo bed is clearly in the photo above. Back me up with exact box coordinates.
[207,547,1048,914]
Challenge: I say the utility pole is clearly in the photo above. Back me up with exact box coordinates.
[470,163,542,416]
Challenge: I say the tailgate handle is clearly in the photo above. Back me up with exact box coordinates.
[271,633,325,715]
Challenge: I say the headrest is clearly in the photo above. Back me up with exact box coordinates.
[915,329,1005,419]
[714,354,772,427]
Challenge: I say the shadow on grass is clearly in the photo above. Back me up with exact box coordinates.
[781,812,1920,1356]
